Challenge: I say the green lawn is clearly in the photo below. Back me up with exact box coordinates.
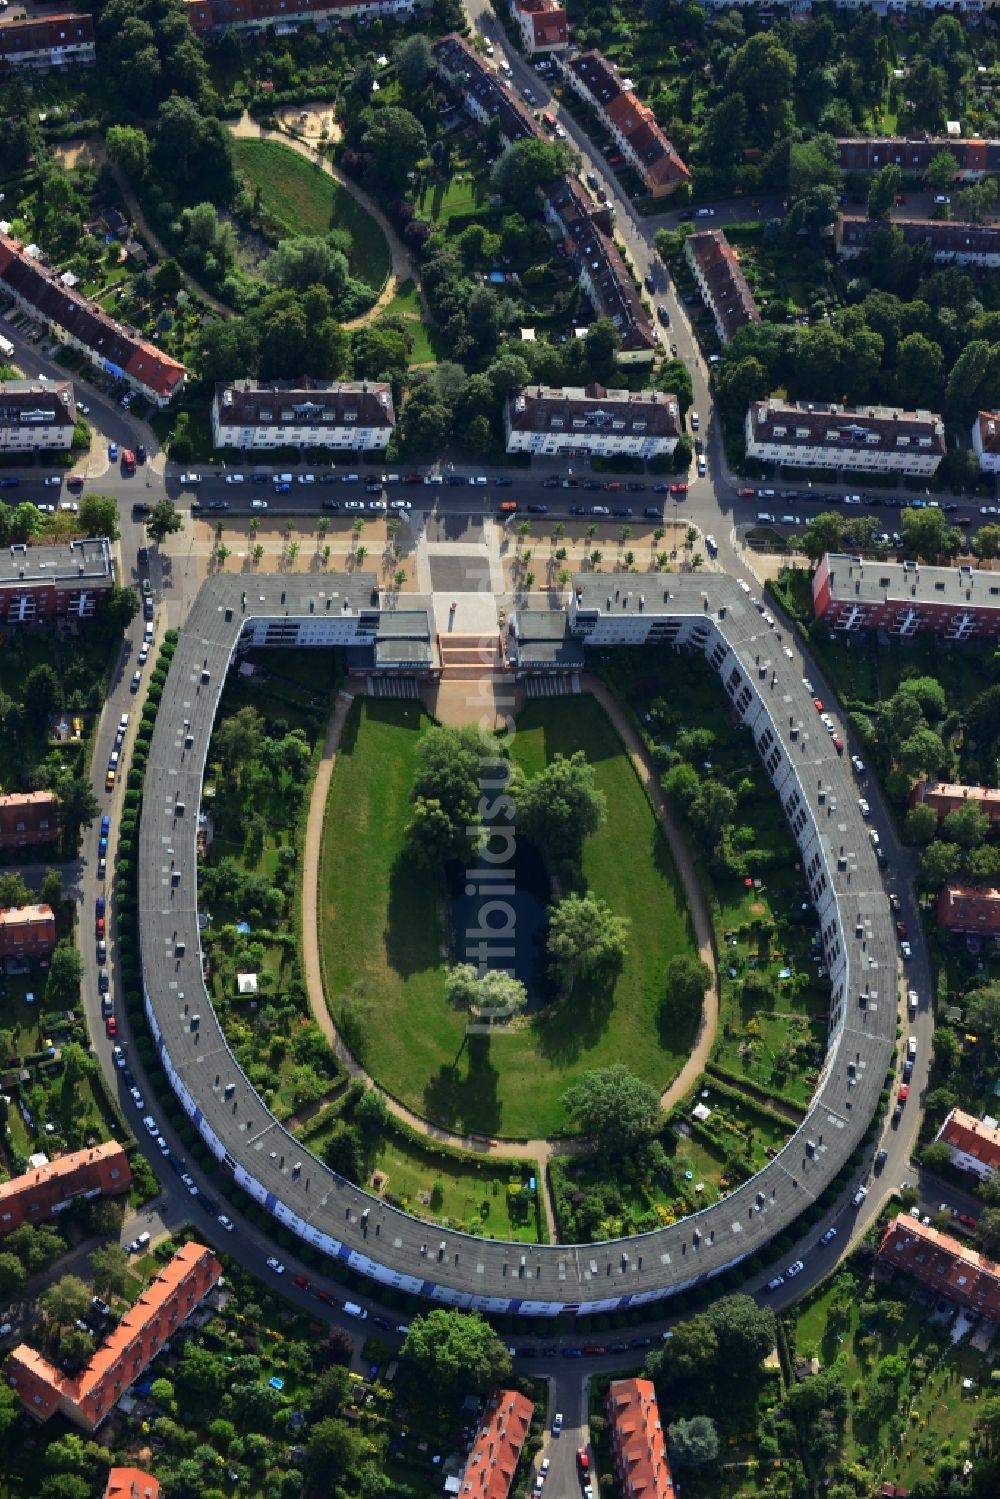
[231,138,391,291]
[383,277,440,365]
[319,695,701,1138]
[415,173,490,225]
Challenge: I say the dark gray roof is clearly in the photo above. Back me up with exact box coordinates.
[749,400,946,459]
[822,553,997,610]
[0,538,113,589]
[508,385,679,439]
[139,571,896,1315]
[0,380,75,432]
[214,380,394,432]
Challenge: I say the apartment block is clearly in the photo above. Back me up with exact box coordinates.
[0,791,59,850]
[685,230,759,343]
[972,412,1000,473]
[0,537,115,624]
[746,400,945,477]
[0,233,185,406]
[812,554,1000,640]
[933,1108,1000,1179]
[836,215,1000,269]
[937,885,1000,936]
[836,136,1000,180]
[910,780,1000,828]
[561,50,690,198]
[0,903,56,960]
[6,1242,222,1430]
[184,0,423,35]
[457,1389,534,1499]
[0,380,76,453]
[212,380,394,452]
[506,383,679,458]
[0,1144,130,1237]
[508,0,568,55]
[607,1377,676,1499]
[877,1214,1000,1319]
[0,13,95,72]
[542,176,657,363]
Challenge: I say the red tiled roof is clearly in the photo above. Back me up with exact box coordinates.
[936,1107,1000,1172]
[975,412,1000,458]
[0,13,94,58]
[877,1213,1000,1319]
[6,1242,222,1429]
[607,1377,675,1499]
[458,1389,534,1499]
[912,780,1000,823]
[0,1144,130,1236]
[937,885,1000,935]
[104,1468,160,1499]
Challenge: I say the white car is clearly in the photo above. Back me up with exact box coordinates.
[869,828,880,847]
[179,473,201,485]
[852,754,865,775]
[143,1116,158,1135]
[858,798,870,817]
[138,646,149,665]
[802,677,814,693]
[130,1087,144,1108]
[900,940,912,960]
[786,1259,804,1277]
[44,476,62,488]
[156,1135,170,1155]
[552,1412,563,1435]
[297,474,316,485]
[852,1185,868,1207]
[225,474,245,485]
[266,1256,286,1274]
[783,647,793,660]
[468,475,488,485]
[218,1214,234,1232]
[250,498,268,510]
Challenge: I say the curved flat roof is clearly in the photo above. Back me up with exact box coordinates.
[138,574,896,1315]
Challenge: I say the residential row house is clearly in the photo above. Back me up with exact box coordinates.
[432,37,656,364]
[684,230,759,344]
[505,383,680,459]
[0,791,59,850]
[972,412,1000,473]
[933,1108,1000,1179]
[836,215,1000,270]
[877,1214,1000,1320]
[812,553,1000,640]
[910,780,1000,828]
[184,0,425,36]
[0,233,185,407]
[456,1389,534,1499]
[746,399,945,477]
[212,379,395,452]
[6,1242,222,1430]
[0,903,56,961]
[0,14,95,72]
[0,380,76,454]
[936,885,1000,936]
[103,1470,160,1499]
[836,135,1000,180]
[0,1144,130,1237]
[508,0,568,56]
[541,175,657,363]
[607,1377,676,1499]
[0,538,115,624]
[559,50,691,199]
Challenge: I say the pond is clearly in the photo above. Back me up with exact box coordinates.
[448,837,552,1011]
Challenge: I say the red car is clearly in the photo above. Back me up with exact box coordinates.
[958,1213,978,1229]
[670,482,688,494]
[293,1274,310,1290]
[736,486,755,497]
[577,1449,590,1473]
[95,916,106,938]
[898,1083,909,1102]
[896,920,908,941]
[315,1288,336,1305]
[813,698,824,712]
[602,480,621,491]
[105,1016,117,1037]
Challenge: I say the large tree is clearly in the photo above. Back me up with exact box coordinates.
[516,751,606,865]
[490,137,566,210]
[406,724,485,865]
[547,893,630,989]
[801,511,845,564]
[146,498,184,546]
[88,1243,128,1298]
[664,955,713,1029]
[361,106,427,189]
[706,1294,775,1375]
[400,1310,511,1399]
[444,964,527,1018]
[561,1064,660,1152]
[46,940,82,1005]
[668,1415,720,1467]
[39,1274,89,1330]
[78,493,120,541]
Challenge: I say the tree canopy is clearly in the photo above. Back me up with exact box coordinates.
[400,1310,511,1399]
[561,1065,660,1152]
[515,750,606,866]
[547,892,630,989]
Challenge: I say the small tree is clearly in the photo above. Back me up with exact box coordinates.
[444,963,527,1019]
[668,1415,719,1467]
[146,498,183,546]
[39,1274,89,1330]
[547,892,629,989]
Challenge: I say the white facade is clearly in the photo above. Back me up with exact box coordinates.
[972,413,1000,474]
[505,386,678,459]
[508,0,569,55]
[0,383,75,453]
[745,404,945,478]
[211,383,394,452]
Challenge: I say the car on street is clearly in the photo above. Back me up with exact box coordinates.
[958,1213,978,1229]
[898,1083,909,1103]
[900,939,911,959]
[250,498,268,509]
[644,274,656,294]
[858,798,870,817]
[225,474,244,485]
[736,486,755,497]
[297,473,316,485]
[819,1227,837,1246]
[656,305,670,325]
[293,1274,311,1290]
[105,1016,117,1037]
[786,1260,804,1277]
[112,1045,125,1068]
[273,482,290,493]
[218,1214,234,1232]
[852,1185,868,1207]
[852,754,865,774]
[552,1412,563,1434]
[128,1233,150,1254]
[670,482,687,495]
[266,1257,285,1274]
[766,1275,784,1291]
[179,472,201,485]
[577,1449,590,1472]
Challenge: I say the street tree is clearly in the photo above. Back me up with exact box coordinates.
[904,803,939,845]
[444,964,527,1018]
[924,150,960,191]
[801,511,845,563]
[0,1252,25,1296]
[515,751,606,866]
[868,163,902,219]
[547,893,630,989]
[668,1415,720,1467]
[102,586,140,636]
[39,1274,90,1330]
[88,1242,128,1298]
[561,1065,660,1152]
[146,498,184,546]
[900,507,962,563]
[400,1310,511,1399]
[78,493,120,540]
[973,524,1000,564]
